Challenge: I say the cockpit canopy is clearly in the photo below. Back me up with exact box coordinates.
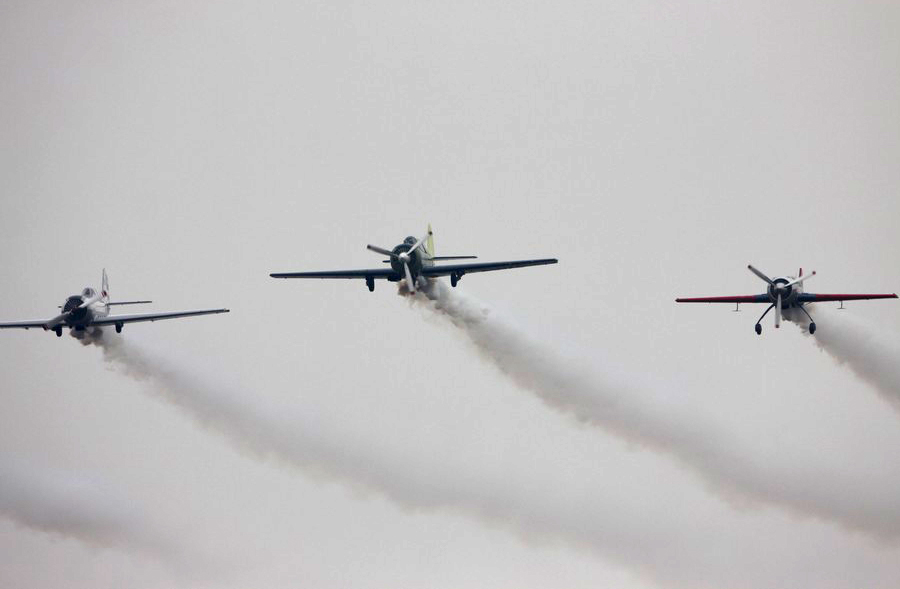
[82,288,95,297]
[403,236,417,245]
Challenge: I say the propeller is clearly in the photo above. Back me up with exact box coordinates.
[366,245,394,257]
[784,270,816,288]
[775,292,782,328]
[44,312,71,330]
[367,228,433,294]
[747,264,774,285]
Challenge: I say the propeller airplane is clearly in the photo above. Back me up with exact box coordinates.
[0,269,230,338]
[270,225,557,294]
[676,265,897,335]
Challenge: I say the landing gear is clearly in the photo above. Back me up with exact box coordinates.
[450,272,463,287]
[754,303,775,335]
[55,326,63,337]
[795,305,816,335]
[115,322,123,334]
[365,276,375,292]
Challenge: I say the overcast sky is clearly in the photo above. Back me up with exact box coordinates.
[1,1,900,588]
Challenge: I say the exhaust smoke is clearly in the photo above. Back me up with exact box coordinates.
[404,280,900,539]
[787,305,900,413]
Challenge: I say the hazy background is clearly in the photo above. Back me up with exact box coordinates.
[1,1,899,587]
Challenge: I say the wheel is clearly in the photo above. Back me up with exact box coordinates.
[55,326,63,337]
[115,322,123,333]
[809,322,816,334]
[755,324,762,335]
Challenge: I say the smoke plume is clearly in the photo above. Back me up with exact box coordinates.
[77,328,900,589]
[787,305,900,413]
[0,458,173,559]
[403,280,900,540]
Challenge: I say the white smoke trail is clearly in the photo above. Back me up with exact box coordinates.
[404,280,900,540]
[80,331,900,589]
[787,305,900,413]
[0,458,173,559]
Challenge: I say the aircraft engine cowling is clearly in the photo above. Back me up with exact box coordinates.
[62,296,83,313]
[389,244,423,276]
[767,279,798,304]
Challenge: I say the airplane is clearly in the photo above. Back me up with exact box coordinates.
[676,264,898,335]
[0,269,230,337]
[270,225,557,293]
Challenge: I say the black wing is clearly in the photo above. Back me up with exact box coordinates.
[270,268,397,280]
[421,259,558,277]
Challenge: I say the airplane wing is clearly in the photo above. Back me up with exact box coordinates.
[92,309,229,325]
[0,319,54,330]
[270,268,397,279]
[675,294,770,303]
[0,311,72,330]
[420,258,558,277]
[798,293,898,302]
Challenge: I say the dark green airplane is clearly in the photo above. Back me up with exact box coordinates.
[270,224,557,293]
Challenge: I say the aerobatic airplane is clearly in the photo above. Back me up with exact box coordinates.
[0,270,229,337]
[270,225,557,293]
[676,264,897,335]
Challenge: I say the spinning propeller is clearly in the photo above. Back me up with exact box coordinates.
[367,228,433,294]
[46,291,105,330]
[748,264,815,328]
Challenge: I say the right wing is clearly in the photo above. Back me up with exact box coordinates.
[0,319,53,330]
[420,258,558,277]
[270,268,397,280]
[92,309,229,325]
[675,294,770,303]
[108,300,153,306]
[0,312,70,330]
[798,293,898,302]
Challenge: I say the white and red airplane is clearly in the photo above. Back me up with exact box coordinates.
[0,270,229,338]
[676,265,897,335]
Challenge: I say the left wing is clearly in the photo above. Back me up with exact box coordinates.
[676,294,770,303]
[420,258,558,277]
[270,268,396,280]
[92,308,229,325]
[798,293,898,303]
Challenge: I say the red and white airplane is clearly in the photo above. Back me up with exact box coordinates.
[676,264,897,335]
[0,269,229,338]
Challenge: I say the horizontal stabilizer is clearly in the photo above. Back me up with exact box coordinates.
[108,300,153,306]
[92,308,229,325]
[381,256,479,263]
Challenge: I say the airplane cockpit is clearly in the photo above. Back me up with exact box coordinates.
[82,288,96,298]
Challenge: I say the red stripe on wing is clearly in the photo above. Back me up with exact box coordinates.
[675,295,768,303]
[801,293,898,302]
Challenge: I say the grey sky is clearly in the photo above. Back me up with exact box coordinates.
[1,1,899,587]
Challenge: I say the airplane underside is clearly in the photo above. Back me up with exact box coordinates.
[755,302,815,335]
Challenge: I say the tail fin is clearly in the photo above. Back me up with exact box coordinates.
[425,223,435,257]
[101,268,110,301]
